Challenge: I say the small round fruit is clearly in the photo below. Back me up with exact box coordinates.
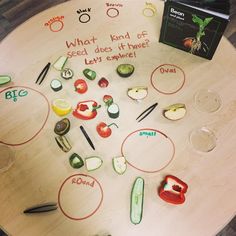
[52,98,72,116]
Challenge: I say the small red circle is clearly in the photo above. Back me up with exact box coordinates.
[58,174,104,220]
[49,20,64,32]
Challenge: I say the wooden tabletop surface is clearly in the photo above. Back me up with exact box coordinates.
[1,1,236,235]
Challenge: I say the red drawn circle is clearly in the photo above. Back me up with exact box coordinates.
[150,64,186,95]
[58,174,103,221]
[49,20,64,32]
[106,8,119,18]
[121,128,175,173]
[0,86,50,146]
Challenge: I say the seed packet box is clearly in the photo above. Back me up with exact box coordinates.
[159,0,230,60]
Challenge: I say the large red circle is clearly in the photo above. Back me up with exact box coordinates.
[58,174,104,221]
[121,128,175,173]
[150,64,186,95]
[0,86,50,146]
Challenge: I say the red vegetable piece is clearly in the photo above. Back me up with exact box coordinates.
[73,100,101,120]
[98,77,109,88]
[74,79,88,94]
[158,175,188,205]
[103,95,113,106]
[96,122,118,138]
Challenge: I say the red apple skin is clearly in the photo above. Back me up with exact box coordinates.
[98,77,109,88]
[96,122,112,138]
[74,79,88,94]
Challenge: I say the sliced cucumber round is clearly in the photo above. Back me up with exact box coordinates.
[107,103,119,119]
[61,68,74,80]
[50,79,62,92]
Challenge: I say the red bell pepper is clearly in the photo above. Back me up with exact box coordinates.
[158,175,188,204]
[73,100,101,120]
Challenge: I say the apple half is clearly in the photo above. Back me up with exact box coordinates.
[127,87,148,101]
[163,103,186,121]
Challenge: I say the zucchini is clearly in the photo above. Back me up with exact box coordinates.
[117,64,134,78]
[54,118,70,135]
[107,103,119,119]
[130,177,144,225]
[112,156,127,175]
[69,153,84,169]
[61,68,74,80]
[50,79,62,92]
[55,135,72,152]
[0,75,11,85]
[53,56,68,71]
[85,156,103,171]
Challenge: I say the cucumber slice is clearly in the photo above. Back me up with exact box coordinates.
[50,79,62,92]
[112,156,127,175]
[85,156,103,171]
[55,135,72,152]
[107,103,119,119]
[0,75,11,85]
[130,177,144,225]
[69,153,84,169]
[117,64,134,78]
[61,68,74,80]
[53,56,68,71]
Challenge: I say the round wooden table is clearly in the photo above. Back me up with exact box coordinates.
[1,1,236,235]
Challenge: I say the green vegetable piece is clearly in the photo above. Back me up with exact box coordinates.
[61,68,74,80]
[130,177,144,225]
[50,79,62,92]
[83,68,96,80]
[54,118,70,135]
[107,103,119,119]
[0,75,11,85]
[69,153,84,169]
[53,56,68,71]
[117,64,134,78]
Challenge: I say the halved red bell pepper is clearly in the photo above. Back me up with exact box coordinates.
[158,175,188,204]
[73,100,101,120]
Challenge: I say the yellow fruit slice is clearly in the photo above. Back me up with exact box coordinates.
[52,98,72,116]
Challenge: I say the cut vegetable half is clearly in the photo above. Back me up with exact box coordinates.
[85,156,103,171]
[83,68,96,80]
[54,118,70,135]
[163,103,186,121]
[61,68,74,80]
[55,135,72,152]
[130,177,144,225]
[52,98,72,116]
[117,64,134,78]
[127,87,148,101]
[50,79,62,92]
[112,156,127,175]
[53,56,68,71]
[0,75,11,85]
[69,153,84,169]
[107,103,119,119]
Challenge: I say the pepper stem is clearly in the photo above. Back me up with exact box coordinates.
[108,123,118,128]
[92,105,101,111]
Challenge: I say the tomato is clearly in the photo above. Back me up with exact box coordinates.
[74,79,88,94]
